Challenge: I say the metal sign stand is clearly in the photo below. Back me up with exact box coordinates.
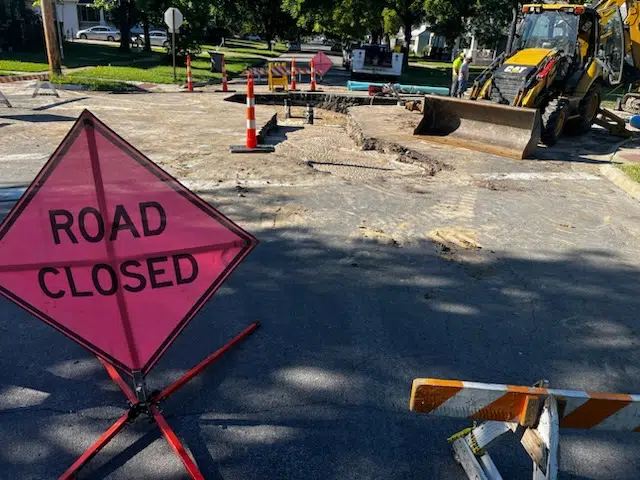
[172,10,176,83]
[32,79,59,98]
[0,90,11,108]
[59,321,260,480]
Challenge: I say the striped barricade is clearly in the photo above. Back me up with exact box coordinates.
[245,66,312,83]
[268,62,288,92]
[410,378,640,480]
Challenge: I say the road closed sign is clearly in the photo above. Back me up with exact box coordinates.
[0,110,257,374]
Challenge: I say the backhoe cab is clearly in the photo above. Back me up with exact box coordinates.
[414,3,627,159]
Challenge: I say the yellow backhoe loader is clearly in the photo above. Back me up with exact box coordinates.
[616,0,640,113]
[414,1,630,159]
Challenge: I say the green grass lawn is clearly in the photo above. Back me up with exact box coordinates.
[409,57,484,69]
[211,38,287,57]
[618,163,640,183]
[0,42,165,73]
[53,56,262,89]
[401,65,480,87]
[3,41,266,89]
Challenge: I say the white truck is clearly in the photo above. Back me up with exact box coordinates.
[349,44,404,79]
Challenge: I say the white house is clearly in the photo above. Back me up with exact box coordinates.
[455,33,496,66]
[76,0,109,29]
[391,24,496,64]
[392,25,447,58]
[55,0,80,39]
[36,0,109,40]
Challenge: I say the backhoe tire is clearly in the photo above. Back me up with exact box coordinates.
[566,84,601,135]
[541,98,570,146]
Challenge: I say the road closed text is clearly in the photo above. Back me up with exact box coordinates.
[37,202,199,298]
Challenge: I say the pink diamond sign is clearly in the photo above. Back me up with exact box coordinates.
[313,51,333,77]
[0,110,258,375]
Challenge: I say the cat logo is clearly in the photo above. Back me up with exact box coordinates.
[503,65,528,73]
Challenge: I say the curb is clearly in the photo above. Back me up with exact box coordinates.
[600,164,640,201]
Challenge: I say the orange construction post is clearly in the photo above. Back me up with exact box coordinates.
[290,57,297,90]
[310,58,316,92]
[221,56,228,91]
[186,55,193,92]
[215,54,235,93]
[229,76,275,153]
[246,76,257,148]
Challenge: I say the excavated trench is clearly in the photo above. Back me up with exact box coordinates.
[227,91,449,177]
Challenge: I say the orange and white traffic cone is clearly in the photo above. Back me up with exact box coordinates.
[187,55,193,92]
[221,56,228,92]
[246,76,257,149]
[310,58,316,92]
[230,75,275,153]
[290,57,297,90]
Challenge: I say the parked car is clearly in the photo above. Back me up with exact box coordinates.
[76,26,121,42]
[246,34,262,41]
[132,30,169,48]
[287,41,301,52]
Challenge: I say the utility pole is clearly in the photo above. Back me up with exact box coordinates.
[41,0,63,75]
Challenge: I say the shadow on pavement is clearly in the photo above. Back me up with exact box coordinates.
[0,189,639,479]
[532,128,636,163]
[0,113,77,123]
[32,97,89,111]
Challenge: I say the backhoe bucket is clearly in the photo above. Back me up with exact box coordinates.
[414,96,541,159]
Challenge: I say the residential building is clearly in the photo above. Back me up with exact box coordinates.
[76,0,109,30]
[55,0,80,39]
[34,0,110,40]
[392,25,447,59]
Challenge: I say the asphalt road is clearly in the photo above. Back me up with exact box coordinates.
[0,85,639,479]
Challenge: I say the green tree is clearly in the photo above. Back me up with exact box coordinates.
[0,0,44,51]
[423,0,474,44]
[92,0,136,51]
[209,0,245,41]
[135,0,167,52]
[382,7,402,42]
[241,0,299,48]
[283,0,386,43]
[385,0,425,67]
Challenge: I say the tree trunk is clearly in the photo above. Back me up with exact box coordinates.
[506,3,518,55]
[402,19,412,70]
[263,16,274,50]
[143,18,151,52]
[116,0,135,52]
[371,28,382,45]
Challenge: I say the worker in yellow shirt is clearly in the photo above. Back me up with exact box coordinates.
[451,51,465,96]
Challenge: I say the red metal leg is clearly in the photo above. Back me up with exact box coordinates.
[154,321,260,402]
[59,412,130,480]
[151,406,204,480]
[98,357,138,404]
